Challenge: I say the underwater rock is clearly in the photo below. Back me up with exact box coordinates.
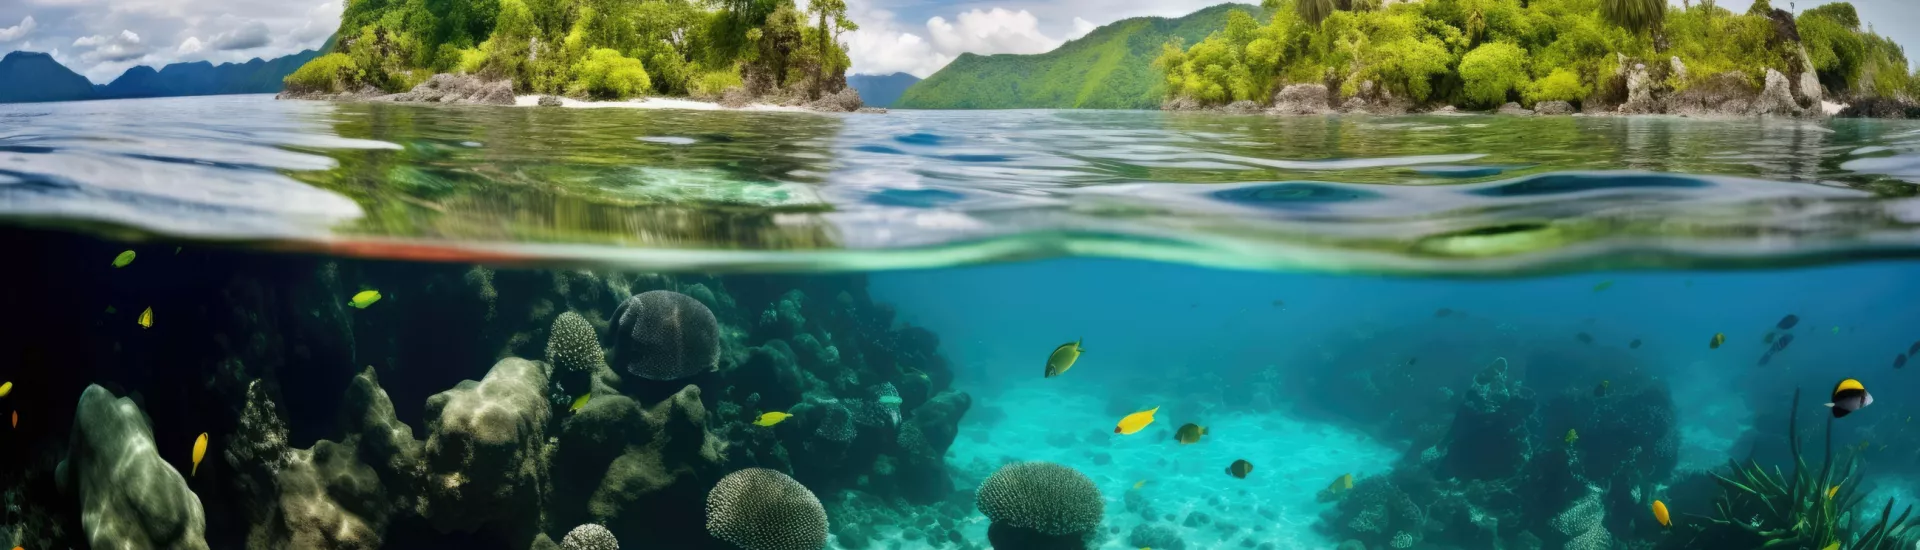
[253,366,423,549]
[706,468,830,550]
[548,383,725,547]
[612,290,721,382]
[57,385,210,550]
[1128,523,1186,550]
[1441,359,1535,481]
[421,357,551,536]
[1320,474,1424,550]
[978,462,1104,549]
[731,339,811,410]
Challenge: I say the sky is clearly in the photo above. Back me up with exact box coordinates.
[0,0,1913,83]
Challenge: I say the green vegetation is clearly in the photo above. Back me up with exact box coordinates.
[1154,0,1918,110]
[894,4,1268,109]
[285,0,853,100]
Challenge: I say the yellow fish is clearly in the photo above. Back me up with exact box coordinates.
[349,290,382,309]
[191,432,208,476]
[1114,406,1159,435]
[570,393,592,413]
[0,381,11,397]
[112,250,136,268]
[1827,485,1839,499]
[1331,473,1353,492]
[1132,480,1146,490]
[1652,500,1671,528]
[138,307,153,328]
[1044,339,1084,378]
[754,412,792,427]
[1709,332,1725,349]
[1565,429,1579,445]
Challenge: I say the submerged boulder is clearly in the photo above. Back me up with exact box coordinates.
[57,385,209,550]
[422,357,552,536]
[259,366,424,549]
[546,384,726,547]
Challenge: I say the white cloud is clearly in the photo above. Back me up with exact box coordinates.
[0,15,36,42]
[289,2,341,44]
[73,29,147,62]
[1067,17,1097,41]
[208,19,270,50]
[177,36,203,54]
[926,8,1060,56]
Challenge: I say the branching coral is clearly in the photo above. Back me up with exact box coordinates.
[1691,388,1920,549]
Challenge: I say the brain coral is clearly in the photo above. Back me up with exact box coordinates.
[547,311,606,374]
[976,462,1105,536]
[611,290,720,381]
[561,523,619,550]
[706,468,829,550]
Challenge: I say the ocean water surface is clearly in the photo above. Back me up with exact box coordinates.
[1,95,1919,550]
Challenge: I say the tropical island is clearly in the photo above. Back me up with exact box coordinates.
[281,0,867,110]
[892,0,1917,117]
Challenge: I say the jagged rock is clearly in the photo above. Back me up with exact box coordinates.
[547,384,725,547]
[56,385,209,550]
[259,367,424,549]
[1534,101,1575,115]
[1269,84,1332,115]
[422,357,552,536]
[538,95,564,107]
[1619,63,1660,114]
[1496,102,1533,115]
[1222,100,1263,114]
[1794,45,1823,107]
[1750,69,1804,116]
[1667,72,1759,117]
[808,87,864,112]
[381,73,516,105]
[1837,97,1920,119]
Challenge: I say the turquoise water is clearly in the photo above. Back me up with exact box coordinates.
[2,95,1920,550]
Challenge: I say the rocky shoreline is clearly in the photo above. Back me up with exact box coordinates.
[1165,53,1914,119]
[278,72,881,113]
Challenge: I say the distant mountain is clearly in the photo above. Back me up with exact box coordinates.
[0,49,322,103]
[896,3,1267,109]
[0,52,97,103]
[847,72,921,108]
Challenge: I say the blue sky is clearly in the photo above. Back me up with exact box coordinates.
[0,0,1913,82]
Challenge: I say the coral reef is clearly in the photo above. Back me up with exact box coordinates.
[706,468,829,550]
[978,462,1104,549]
[421,357,552,537]
[612,290,722,382]
[561,523,619,550]
[56,385,209,550]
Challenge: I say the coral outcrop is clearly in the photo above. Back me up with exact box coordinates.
[612,290,722,382]
[978,462,1104,549]
[706,468,829,550]
[56,385,210,550]
[422,357,553,537]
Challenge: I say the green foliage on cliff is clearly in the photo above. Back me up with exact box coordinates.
[1155,0,1915,109]
[894,4,1269,109]
[287,0,852,100]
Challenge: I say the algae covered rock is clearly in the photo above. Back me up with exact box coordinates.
[422,357,552,535]
[548,384,726,547]
[57,384,209,550]
[261,366,423,549]
[612,290,722,381]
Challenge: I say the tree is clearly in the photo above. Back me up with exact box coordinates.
[1601,0,1667,50]
[1296,0,1336,26]
[1748,0,1774,16]
[808,0,856,95]
[1459,41,1528,106]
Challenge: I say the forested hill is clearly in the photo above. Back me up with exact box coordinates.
[895,4,1266,109]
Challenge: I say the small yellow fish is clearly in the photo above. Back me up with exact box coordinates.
[349,290,382,309]
[1132,480,1146,490]
[1827,485,1839,499]
[1709,332,1725,349]
[1565,429,1579,445]
[570,393,592,413]
[1592,280,1613,292]
[191,432,208,476]
[112,250,136,268]
[1652,500,1671,528]
[754,412,792,427]
[0,381,11,397]
[1044,339,1084,378]
[1114,406,1159,435]
[137,307,153,328]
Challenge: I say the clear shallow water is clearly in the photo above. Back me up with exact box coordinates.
[5,95,1920,274]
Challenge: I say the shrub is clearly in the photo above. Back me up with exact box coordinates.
[1526,68,1590,103]
[688,67,745,99]
[284,53,360,94]
[456,47,488,75]
[1459,41,1529,106]
[568,48,652,99]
